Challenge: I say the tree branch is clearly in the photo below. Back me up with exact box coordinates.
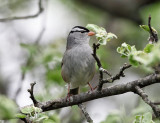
[28,74,160,112]
[135,86,160,118]
[0,0,44,22]
[78,104,93,123]
[153,102,160,105]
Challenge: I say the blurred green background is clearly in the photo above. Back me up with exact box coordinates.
[0,0,160,122]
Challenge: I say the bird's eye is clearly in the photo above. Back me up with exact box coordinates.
[81,31,87,33]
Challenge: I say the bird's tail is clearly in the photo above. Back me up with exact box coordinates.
[69,87,79,95]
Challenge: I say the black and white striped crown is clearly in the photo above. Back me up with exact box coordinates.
[70,26,89,33]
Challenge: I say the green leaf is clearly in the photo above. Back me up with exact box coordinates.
[86,24,117,45]
[140,25,157,34]
[143,112,153,123]
[20,105,42,114]
[128,54,139,67]
[21,106,34,114]
[134,115,142,123]
[117,42,160,69]
[15,113,26,118]
[106,33,117,42]
[0,95,18,119]
[140,25,150,32]
[86,24,101,33]
[117,42,133,57]
[35,114,48,122]
[144,44,154,53]
[34,107,42,113]
[117,43,141,67]
[133,112,155,123]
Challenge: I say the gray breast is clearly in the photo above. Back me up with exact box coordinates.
[62,44,95,89]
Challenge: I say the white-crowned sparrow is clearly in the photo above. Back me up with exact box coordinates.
[61,26,95,95]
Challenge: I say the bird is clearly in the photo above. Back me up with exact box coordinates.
[61,26,96,98]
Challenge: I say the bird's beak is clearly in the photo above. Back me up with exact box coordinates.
[88,31,95,36]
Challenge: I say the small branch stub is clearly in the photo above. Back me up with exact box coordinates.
[102,63,131,84]
[111,63,132,82]
[153,102,160,105]
[99,67,112,77]
[27,82,39,107]
[148,15,158,43]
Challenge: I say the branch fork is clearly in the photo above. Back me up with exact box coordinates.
[27,82,40,107]
[0,0,44,22]
[92,43,131,91]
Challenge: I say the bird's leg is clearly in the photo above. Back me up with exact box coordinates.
[88,82,94,91]
[88,82,98,91]
[66,84,71,102]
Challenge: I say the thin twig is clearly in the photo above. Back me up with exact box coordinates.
[153,102,160,105]
[78,104,93,123]
[148,15,158,43]
[35,27,45,44]
[0,0,44,22]
[27,82,39,107]
[148,15,159,73]
[102,63,131,83]
[92,43,104,91]
[92,43,101,68]
[111,63,131,82]
[99,67,112,77]
[135,86,160,118]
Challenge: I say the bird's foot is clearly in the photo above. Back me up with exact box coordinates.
[66,93,72,102]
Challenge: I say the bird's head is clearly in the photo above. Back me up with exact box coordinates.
[67,26,95,49]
